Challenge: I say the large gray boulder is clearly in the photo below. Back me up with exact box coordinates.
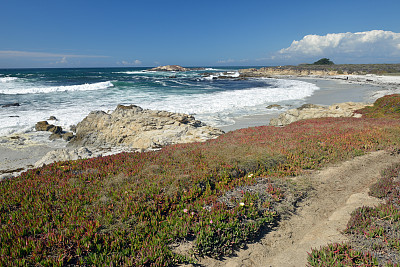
[269,102,370,126]
[68,104,224,150]
[34,147,93,168]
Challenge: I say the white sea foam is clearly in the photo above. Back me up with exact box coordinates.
[0,77,18,82]
[117,71,147,74]
[201,71,240,80]
[0,81,113,95]
[141,78,319,123]
[0,75,319,137]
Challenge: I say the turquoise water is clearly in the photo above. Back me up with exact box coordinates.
[0,67,319,136]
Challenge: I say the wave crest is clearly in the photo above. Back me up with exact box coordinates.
[0,77,18,83]
[0,81,113,95]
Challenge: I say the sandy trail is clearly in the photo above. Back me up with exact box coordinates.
[193,150,400,267]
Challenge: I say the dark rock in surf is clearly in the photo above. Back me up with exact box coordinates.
[2,103,20,108]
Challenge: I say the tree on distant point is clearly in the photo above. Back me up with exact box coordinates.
[313,58,334,65]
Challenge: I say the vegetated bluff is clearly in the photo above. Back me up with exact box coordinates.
[68,104,224,150]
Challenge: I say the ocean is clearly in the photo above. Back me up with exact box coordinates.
[0,67,319,137]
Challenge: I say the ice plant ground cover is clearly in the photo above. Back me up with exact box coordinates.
[307,161,400,267]
[307,95,400,267]
[2,95,400,265]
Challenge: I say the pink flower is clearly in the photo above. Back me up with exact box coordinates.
[183,209,188,213]
[210,220,213,224]
[191,212,195,216]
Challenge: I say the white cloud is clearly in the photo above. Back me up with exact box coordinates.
[0,50,108,59]
[56,56,68,64]
[276,30,400,63]
[217,59,235,64]
[119,59,142,66]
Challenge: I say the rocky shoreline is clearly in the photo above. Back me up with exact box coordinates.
[67,104,224,150]
[2,68,400,181]
[269,102,369,126]
[0,104,225,180]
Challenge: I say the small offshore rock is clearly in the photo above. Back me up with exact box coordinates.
[266,104,283,109]
[148,65,189,72]
[2,103,20,108]
[48,116,57,120]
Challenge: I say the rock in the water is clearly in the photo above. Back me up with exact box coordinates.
[269,102,370,126]
[35,121,52,131]
[48,125,63,134]
[148,65,189,72]
[2,103,20,108]
[48,116,57,120]
[298,103,322,110]
[68,104,224,150]
[34,147,93,168]
[266,104,283,109]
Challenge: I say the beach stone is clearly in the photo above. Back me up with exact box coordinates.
[34,147,93,168]
[269,102,370,126]
[68,104,224,150]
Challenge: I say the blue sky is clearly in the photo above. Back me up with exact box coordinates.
[1,0,400,68]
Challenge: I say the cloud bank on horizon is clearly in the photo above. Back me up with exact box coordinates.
[276,30,400,64]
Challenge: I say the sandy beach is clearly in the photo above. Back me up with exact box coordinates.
[1,74,400,181]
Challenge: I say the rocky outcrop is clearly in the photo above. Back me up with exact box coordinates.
[239,67,343,77]
[148,65,205,72]
[269,102,370,126]
[67,104,224,150]
[35,121,75,141]
[34,147,93,168]
[148,65,189,72]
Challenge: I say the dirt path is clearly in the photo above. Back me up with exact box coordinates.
[194,150,400,267]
